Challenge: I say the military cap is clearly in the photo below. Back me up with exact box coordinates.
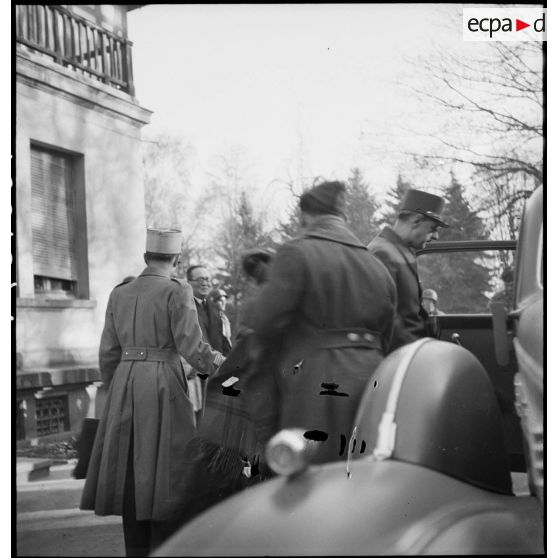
[422,289,438,303]
[299,180,347,217]
[400,189,449,227]
[145,228,182,254]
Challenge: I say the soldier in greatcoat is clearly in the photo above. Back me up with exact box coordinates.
[242,181,397,464]
[80,229,225,557]
[368,189,448,350]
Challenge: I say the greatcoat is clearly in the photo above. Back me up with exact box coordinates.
[80,269,222,521]
[243,215,396,464]
[368,227,429,351]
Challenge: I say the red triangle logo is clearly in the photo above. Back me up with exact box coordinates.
[516,19,530,31]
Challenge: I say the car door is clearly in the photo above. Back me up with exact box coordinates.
[509,188,543,497]
[417,239,525,471]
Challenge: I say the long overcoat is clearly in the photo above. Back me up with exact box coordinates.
[243,215,396,464]
[368,227,428,350]
[80,269,222,521]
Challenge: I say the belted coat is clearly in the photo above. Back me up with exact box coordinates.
[243,215,396,464]
[80,269,222,521]
[368,227,429,350]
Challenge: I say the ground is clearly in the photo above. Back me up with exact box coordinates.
[16,461,124,557]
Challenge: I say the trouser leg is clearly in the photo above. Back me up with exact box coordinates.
[122,435,151,557]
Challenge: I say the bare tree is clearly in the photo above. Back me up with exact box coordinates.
[393,40,543,239]
[204,148,275,303]
[142,133,212,268]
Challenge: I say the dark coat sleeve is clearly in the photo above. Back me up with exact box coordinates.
[240,243,306,446]
[99,292,122,387]
[370,246,418,349]
[244,242,306,339]
[169,284,224,376]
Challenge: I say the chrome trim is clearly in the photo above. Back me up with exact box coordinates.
[372,338,433,460]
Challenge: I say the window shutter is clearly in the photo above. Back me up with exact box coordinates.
[31,148,76,280]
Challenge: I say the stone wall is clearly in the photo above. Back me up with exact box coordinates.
[15,45,151,439]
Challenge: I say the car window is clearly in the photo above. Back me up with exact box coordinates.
[417,249,516,314]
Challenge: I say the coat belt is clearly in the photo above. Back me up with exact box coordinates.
[121,346,180,363]
[310,328,384,352]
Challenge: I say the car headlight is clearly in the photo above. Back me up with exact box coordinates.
[265,429,313,476]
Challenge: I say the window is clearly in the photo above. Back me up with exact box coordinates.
[35,395,70,437]
[16,400,26,441]
[417,248,516,314]
[30,145,89,298]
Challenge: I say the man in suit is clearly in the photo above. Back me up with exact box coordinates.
[242,180,396,464]
[368,189,449,351]
[185,265,233,416]
[186,265,231,354]
[186,265,212,338]
[81,229,225,556]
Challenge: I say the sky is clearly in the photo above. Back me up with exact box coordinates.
[127,3,483,220]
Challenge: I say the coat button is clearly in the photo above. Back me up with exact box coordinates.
[140,352,144,356]
[347,333,359,342]
[364,333,375,342]
[125,351,128,355]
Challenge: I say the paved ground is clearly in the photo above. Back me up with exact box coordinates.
[15,460,531,557]
[16,462,125,557]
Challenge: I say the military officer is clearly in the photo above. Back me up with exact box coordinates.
[243,180,396,464]
[368,189,448,350]
[80,229,225,557]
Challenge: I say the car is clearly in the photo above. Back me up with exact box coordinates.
[154,188,544,556]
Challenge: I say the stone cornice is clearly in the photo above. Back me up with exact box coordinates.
[16,367,101,389]
[16,48,152,127]
[17,298,98,309]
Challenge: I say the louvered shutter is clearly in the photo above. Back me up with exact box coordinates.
[31,147,76,280]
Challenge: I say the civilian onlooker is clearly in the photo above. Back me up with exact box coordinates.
[178,250,275,524]
[209,288,232,354]
[421,288,445,316]
[184,265,226,416]
[186,265,213,340]
[489,266,514,311]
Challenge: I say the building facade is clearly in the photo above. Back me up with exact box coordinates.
[15,5,151,443]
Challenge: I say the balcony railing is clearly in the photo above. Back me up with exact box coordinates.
[16,4,135,96]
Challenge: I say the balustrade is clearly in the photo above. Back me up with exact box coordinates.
[16,4,135,95]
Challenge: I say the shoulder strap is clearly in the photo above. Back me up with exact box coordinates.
[114,276,135,289]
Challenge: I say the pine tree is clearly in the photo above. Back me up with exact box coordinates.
[418,175,492,313]
[380,174,413,227]
[214,191,274,306]
[345,168,381,244]
[275,202,302,244]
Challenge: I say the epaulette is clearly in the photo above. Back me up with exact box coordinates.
[171,277,189,288]
[114,276,135,289]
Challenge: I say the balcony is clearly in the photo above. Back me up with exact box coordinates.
[15,5,135,96]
